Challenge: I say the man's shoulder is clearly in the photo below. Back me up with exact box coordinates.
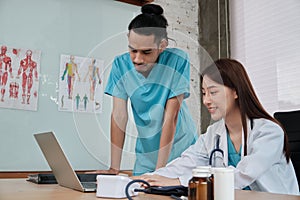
[164,48,188,57]
[112,52,132,72]
[115,52,130,61]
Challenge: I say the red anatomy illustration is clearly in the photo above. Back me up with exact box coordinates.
[0,45,13,102]
[17,50,38,104]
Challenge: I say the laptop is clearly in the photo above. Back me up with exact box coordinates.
[34,131,97,192]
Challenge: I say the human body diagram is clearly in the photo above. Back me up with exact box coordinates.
[0,45,40,111]
[0,46,13,102]
[61,55,80,99]
[16,50,38,104]
[58,55,104,113]
[83,59,102,101]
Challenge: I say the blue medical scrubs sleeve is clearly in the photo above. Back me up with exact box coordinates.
[104,55,128,100]
[164,49,190,99]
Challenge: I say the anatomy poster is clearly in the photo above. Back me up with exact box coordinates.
[0,44,41,111]
[58,54,104,113]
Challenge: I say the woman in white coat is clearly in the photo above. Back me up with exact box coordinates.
[134,58,299,195]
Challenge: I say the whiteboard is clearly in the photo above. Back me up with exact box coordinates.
[0,0,139,171]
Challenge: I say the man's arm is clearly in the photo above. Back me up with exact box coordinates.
[109,97,128,173]
[89,97,128,175]
[155,94,184,170]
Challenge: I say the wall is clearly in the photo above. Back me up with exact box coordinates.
[0,0,139,171]
[155,0,230,133]
[155,0,202,132]
[230,0,300,114]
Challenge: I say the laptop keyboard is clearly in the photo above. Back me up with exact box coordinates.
[82,182,97,189]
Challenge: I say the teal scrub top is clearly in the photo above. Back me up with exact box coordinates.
[227,134,251,190]
[105,48,198,175]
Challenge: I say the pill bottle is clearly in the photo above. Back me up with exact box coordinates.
[212,167,234,200]
[188,166,213,200]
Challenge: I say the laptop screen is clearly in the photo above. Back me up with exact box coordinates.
[34,132,95,192]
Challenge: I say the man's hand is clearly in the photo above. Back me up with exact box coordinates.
[86,167,119,175]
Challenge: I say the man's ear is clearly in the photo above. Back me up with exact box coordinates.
[159,39,168,52]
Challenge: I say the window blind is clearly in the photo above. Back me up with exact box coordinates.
[230,0,300,115]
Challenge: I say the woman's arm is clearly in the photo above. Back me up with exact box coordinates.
[132,174,181,187]
[234,120,285,189]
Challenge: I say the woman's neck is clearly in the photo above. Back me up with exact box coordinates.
[225,108,243,136]
[225,107,244,152]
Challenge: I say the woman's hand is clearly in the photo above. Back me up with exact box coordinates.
[132,174,180,187]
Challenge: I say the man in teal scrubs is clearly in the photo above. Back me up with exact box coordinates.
[101,4,197,175]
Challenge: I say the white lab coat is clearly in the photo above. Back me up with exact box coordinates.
[152,118,299,195]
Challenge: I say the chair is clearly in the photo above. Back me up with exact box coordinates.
[274,110,300,189]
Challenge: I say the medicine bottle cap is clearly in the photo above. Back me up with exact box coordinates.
[212,167,234,174]
[192,167,211,177]
[196,166,212,171]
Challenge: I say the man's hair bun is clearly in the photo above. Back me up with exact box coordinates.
[141,4,164,15]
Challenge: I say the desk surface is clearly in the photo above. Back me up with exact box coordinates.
[0,179,299,200]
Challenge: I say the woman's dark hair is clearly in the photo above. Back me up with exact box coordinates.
[128,4,168,44]
[201,58,290,163]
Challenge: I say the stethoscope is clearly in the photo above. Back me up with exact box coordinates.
[209,135,224,167]
[208,119,254,167]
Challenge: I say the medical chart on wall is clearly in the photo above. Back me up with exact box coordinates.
[0,44,41,111]
[58,54,104,113]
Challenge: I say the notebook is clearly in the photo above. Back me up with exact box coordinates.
[34,131,97,192]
